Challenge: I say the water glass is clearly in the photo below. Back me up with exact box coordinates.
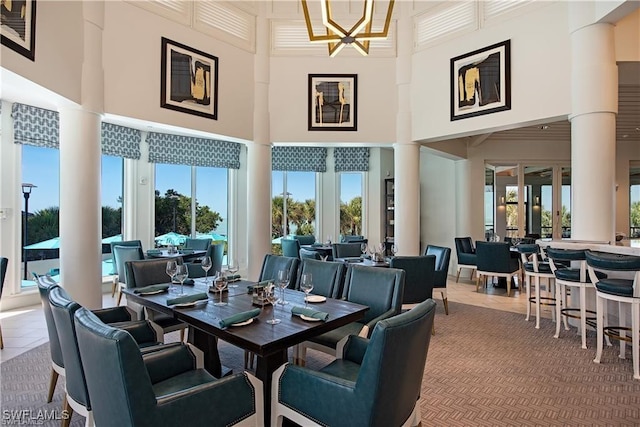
[300,273,314,307]
[276,269,289,305]
[166,260,178,290]
[201,256,212,284]
[174,264,188,297]
[213,272,227,306]
[265,287,280,325]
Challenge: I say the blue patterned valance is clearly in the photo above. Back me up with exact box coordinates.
[334,147,369,172]
[12,103,60,148]
[101,123,141,159]
[272,146,327,172]
[147,132,241,169]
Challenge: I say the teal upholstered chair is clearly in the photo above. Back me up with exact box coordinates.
[258,254,300,289]
[475,241,520,297]
[516,243,556,328]
[183,237,212,251]
[390,255,436,310]
[299,248,322,260]
[292,235,316,246]
[273,299,436,427]
[546,247,607,349]
[296,265,404,365]
[586,251,640,380]
[280,238,301,259]
[48,286,170,426]
[425,245,452,314]
[74,307,264,427]
[454,237,477,282]
[111,241,145,305]
[331,242,363,259]
[295,258,346,298]
[0,257,7,349]
[185,242,224,278]
[125,258,189,342]
[342,235,367,244]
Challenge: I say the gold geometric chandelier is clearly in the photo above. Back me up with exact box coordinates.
[301,0,395,57]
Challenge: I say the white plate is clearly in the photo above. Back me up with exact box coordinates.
[174,299,206,308]
[305,295,327,303]
[138,289,166,296]
[300,315,322,322]
[230,318,254,327]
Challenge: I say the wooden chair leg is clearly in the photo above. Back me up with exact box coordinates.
[111,277,117,297]
[46,368,59,403]
[61,394,73,427]
[456,268,461,282]
[179,328,185,343]
[116,288,123,306]
[441,293,449,315]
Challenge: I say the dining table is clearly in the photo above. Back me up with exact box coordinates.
[334,257,390,268]
[122,278,368,426]
[145,249,207,261]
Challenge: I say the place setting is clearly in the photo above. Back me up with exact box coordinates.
[291,273,329,322]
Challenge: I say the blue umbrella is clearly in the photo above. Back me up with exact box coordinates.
[197,232,227,242]
[154,232,188,246]
[24,237,61,250]
[101,234,122,244]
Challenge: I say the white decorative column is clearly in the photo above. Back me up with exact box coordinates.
[393,7,420,256]
[246,12,272,280]
[59,2,105,308]
[569,10,618,242]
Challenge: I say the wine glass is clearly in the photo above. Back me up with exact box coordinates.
[227,261,239,288]
[213,271,227,306]
[326,235,333,245]
[360,242,368,258]
[300,273,314,307]
[166,260,178,291]
[174,264,188,297]
[265,286,280,325]
[391,244,398,256]
[201,256,212,285]
[276,269,289,305]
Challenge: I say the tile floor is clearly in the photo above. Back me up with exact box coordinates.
[0,275,555,363]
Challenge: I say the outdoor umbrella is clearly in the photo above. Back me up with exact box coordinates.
[154,232,188,246]
[23,237,61,250]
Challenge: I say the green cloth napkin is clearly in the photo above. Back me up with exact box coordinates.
[180,249,195,254]
[291,305,329,321]
[167,292,208,306]
[133,284,170,294]
[225,274,241,282]
[219,308,261,328]
[146,249,162,255]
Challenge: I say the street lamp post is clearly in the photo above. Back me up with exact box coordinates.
[169,195,179,232]
[22,183,37,280]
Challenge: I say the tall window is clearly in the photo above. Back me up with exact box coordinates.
[271,171,316,240]
[631,165,640,238]
[154,164,228,247]
[339,172,363,239]
[101,155,123,240]
[21,145,60,285]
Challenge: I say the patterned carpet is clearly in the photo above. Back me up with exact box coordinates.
[2,302,640,426]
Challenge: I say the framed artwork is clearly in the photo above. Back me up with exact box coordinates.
[1,0,36,61]
[450,40,511,121]
[308,74,357,131]
[161,37,218,120]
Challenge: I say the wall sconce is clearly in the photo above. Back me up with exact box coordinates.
[534,196,540,207]
[499,196,505,206]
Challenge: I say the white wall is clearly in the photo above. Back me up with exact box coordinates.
[412,2,571,143]
[102,2,255,141]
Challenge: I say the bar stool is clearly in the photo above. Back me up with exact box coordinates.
[517,244,556,329]
[585,250,640,380]
[546,247,607,349]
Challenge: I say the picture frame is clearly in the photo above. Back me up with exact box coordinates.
[450,40,511,121]
[308,74,357,131]
[161,37,218,120]
[1,0,36,61]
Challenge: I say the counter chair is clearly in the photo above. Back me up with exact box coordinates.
[258,254,300,289]
[586,251,640,380]
[0,257,7,349]
[273,299,436,427]
[331,242,363,259]
[476,241,520,297]
[185,242,224,278]
[292,235,316,246]
[425,245,452,314]
[111,241,145,305]
[296,265,404,366]
[295,258,346,298]
[546,247,607,349]
[299,248,322,260]
[454,237,477,282]
[517,244,556,329]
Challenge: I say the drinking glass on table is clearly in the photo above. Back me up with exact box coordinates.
[174,264,188,297]
[213,271,227,306]
[276,269,289,305]
[201,256,212,285]
[166,260,178,291]
[265,286,280,325]
[360,242,368,258]
[300,273,314,308]
[226,262,239,288]
[391,244,398,256]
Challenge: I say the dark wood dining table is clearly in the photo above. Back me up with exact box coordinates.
[122,279,368,426]
[145,249,206,261]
